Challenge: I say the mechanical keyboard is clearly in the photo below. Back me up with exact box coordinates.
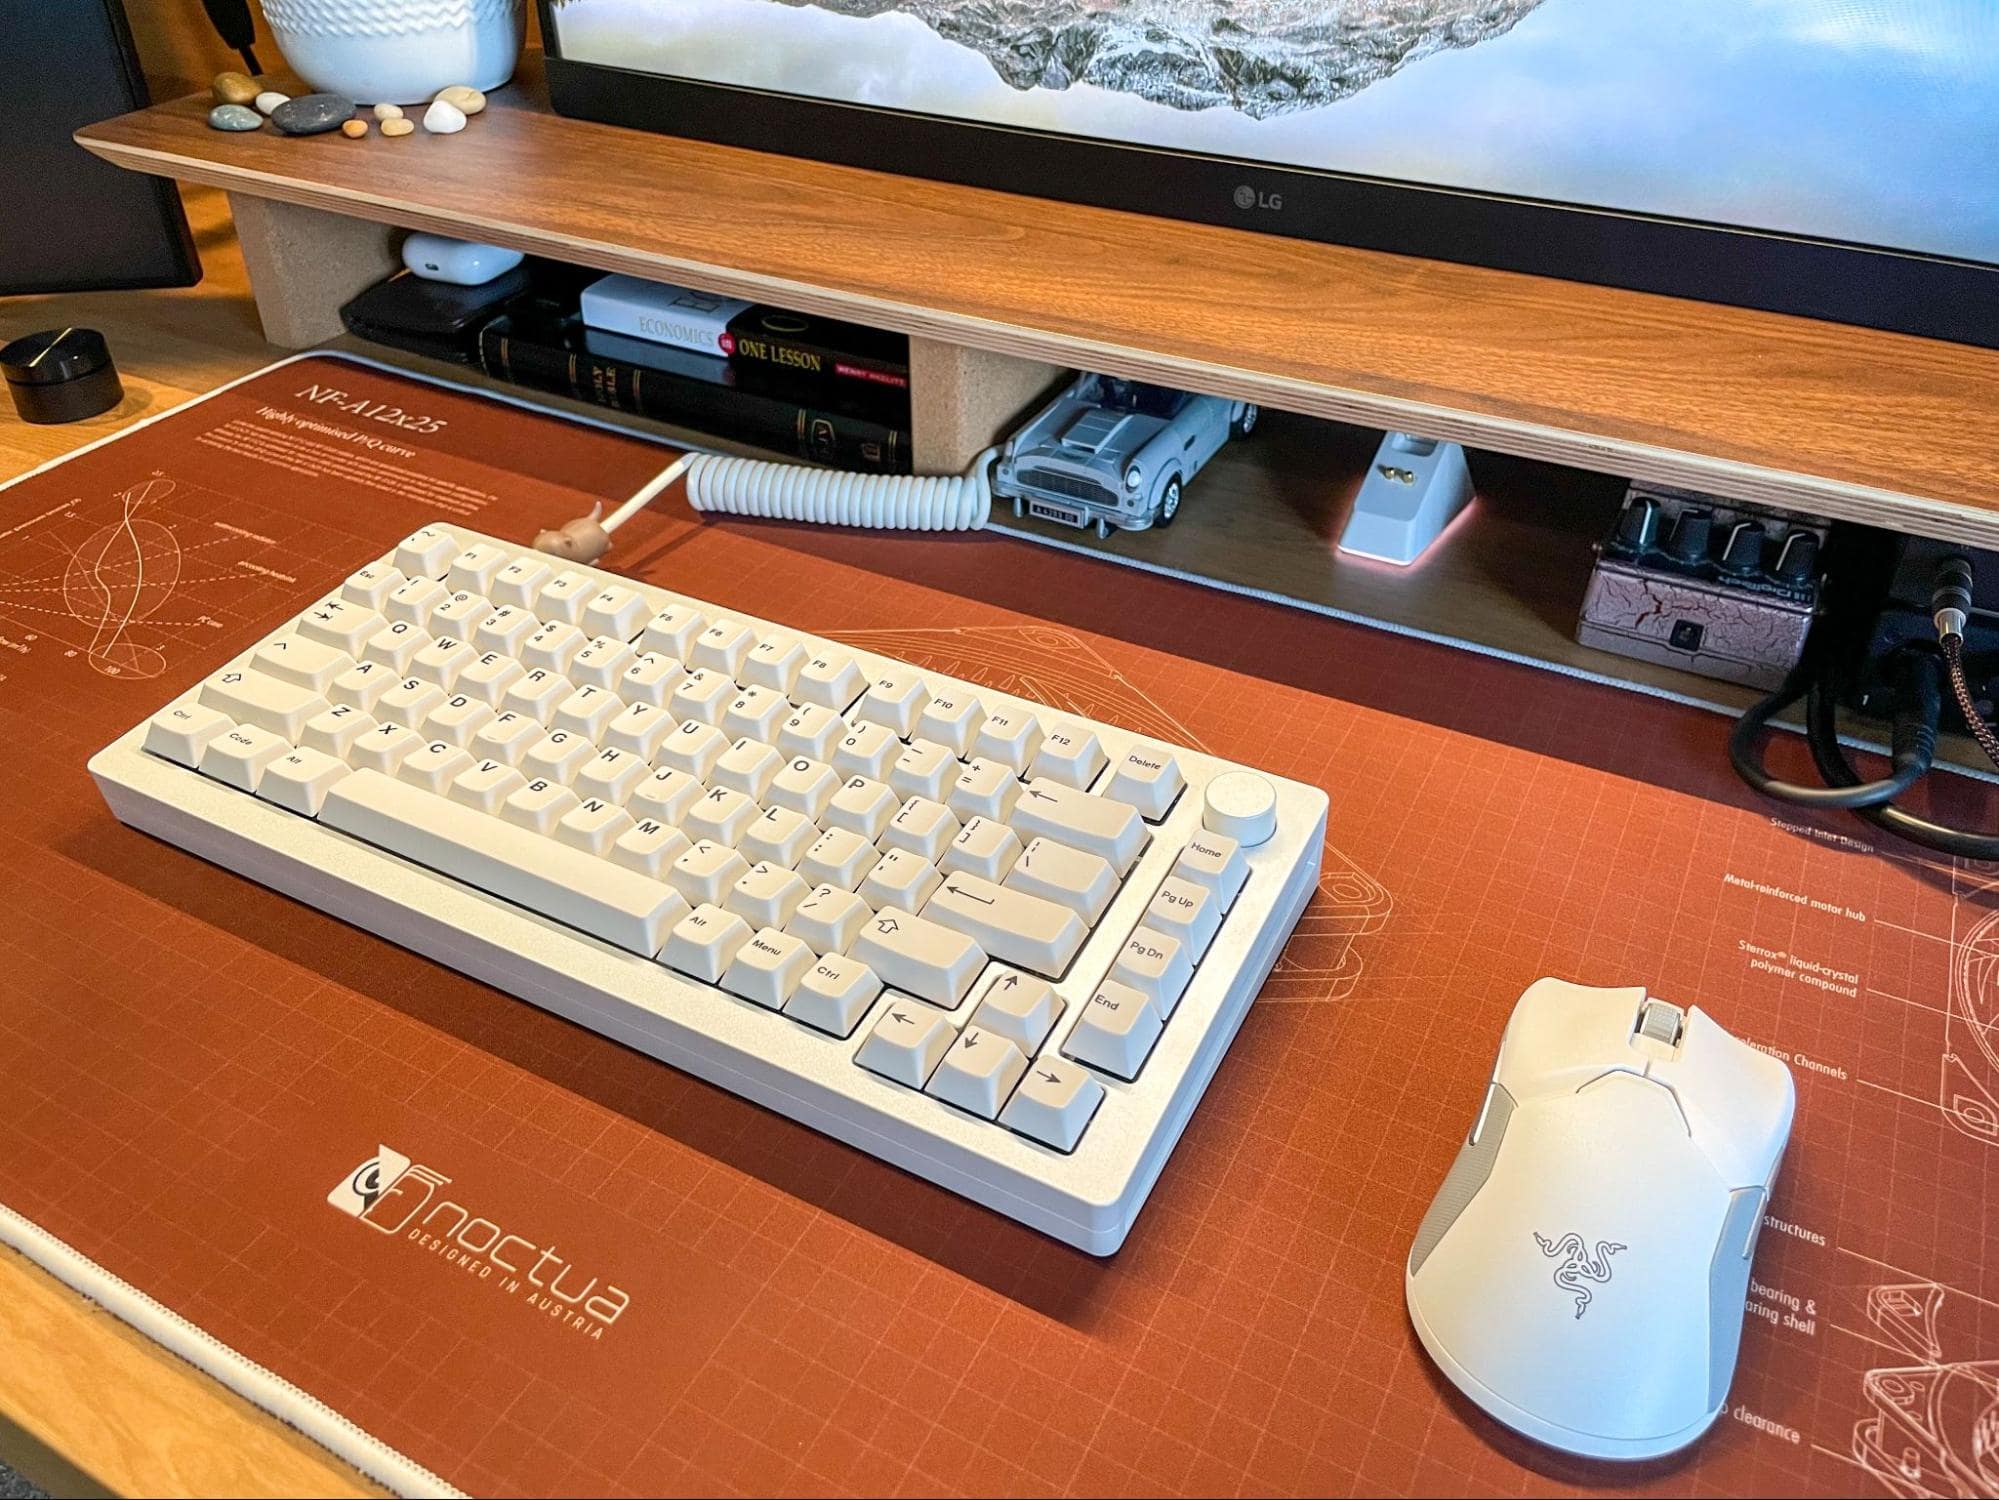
[90,524,1327,1252]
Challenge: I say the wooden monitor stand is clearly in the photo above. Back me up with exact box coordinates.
[77,53,1999,542]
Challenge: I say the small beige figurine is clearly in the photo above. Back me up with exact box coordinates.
[533,504,614,563]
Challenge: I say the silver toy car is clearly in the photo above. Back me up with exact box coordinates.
[995,373,1258,538]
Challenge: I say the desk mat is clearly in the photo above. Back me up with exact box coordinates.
[2,354,1996,1498]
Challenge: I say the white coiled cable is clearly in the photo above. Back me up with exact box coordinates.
[682,448,996,531]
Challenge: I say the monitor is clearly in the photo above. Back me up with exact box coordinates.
[538,0,1999,349]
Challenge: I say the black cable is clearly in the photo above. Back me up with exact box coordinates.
[1944,634,1999,771]
[1728,653,1932,809]
[240,44,262,74]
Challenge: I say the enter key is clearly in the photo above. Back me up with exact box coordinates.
[923,873,1088,978]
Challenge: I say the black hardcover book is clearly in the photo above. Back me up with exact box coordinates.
[724,305,911,392]
[479,306,910,473]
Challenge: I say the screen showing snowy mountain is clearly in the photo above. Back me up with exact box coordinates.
[549,0,1999,265]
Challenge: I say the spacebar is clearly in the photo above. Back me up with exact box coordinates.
[320,769,680,956]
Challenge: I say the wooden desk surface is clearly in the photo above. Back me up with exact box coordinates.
[0,186,380,1500]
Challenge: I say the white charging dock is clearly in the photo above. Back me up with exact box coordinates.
[1338,432,1474,566]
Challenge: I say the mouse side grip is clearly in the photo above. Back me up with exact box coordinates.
[1408,1083,1516,1277]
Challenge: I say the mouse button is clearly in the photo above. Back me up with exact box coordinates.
[1575,1066,1691,1134]
[1653,1009,1798,1184]
[1496,979,1649,1096]
[1705,1187,1769,1410]
[1409,1083,1517,1278]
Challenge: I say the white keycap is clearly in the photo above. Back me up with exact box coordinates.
[569,635,637,690]
[608,818,691,879]
[889,740,956,803]
[393,525,457,578]
[456,651,523,707]
[521,620,586,676]
[200,667,328,743]
[924,873,1086,978]
[797,827,879,891]
[555,796,634,857]
[767,756,838,820]
[551,684,624,741]
[1203,770,1278,848]
[856,668,928,738]
[501,668,572,722]
[926,1028,1028,1120]
[712,738,781,800]
[536,570,594,625]
[581,584,648,641]
[742,636,806,693]
[409,636,472,690]
[785,884,873,954]
[849,907,985,1008]
[832,722,898,780]
[669,841,750,908]
[1030,726,1106,790]
[722,927,814,1009]
[659,903,750,982]
[252,635,352,693]
[1112,927,1195,1017]
[255,745,351,815]
[378,677,446,731]
[777,703,845,761]
[470,711,543,768]
[618,652,683,709]
[824,775,898,840]
[302,704,376,759]
[722,685,788,744]
[448,541,510,596]
[396,739,474,795]
[145,702,233,766]
[422,693,493,748]
[855,1002,956,1088]
[329,660,395,712]
[881,797,960,864]
[949,758,1020,824]
[362,621,429,673]
[1010,780,1145,872]
[522,730,594,785]
[669,668,734,727]
[1145,876,1220,962]
[341,560,405,610]
[472,605,538,658]
[319,770,686,956]
[941,816,1023,882]
[1004,837,1119,925]
[740,805,817,868]
[1000,1057,1105,1152]
[916,692,984,757]
[972,708,1042,774]
[689,619,754,676]
[431,590,489,637]
[652,722,723,781]
[859,849,941,912]
[349,721,423,776]
[684,785,757,845]
[627,766,702,826]
[1063,980,1163,1080]
[501,777,580,835]
[198,724,289,791]
[1172,831,1249,912]
[384,576,447,628]
[448,758,526,815]
[784,954,880,1038]
[573,745,649,804]
[298,597,387,654]
[1105,746,1186,820]
[795,650,864,709]
[488,555,551,608]
[639,602,703,658]
[970,972,1063,1055]
[727,862,809,929]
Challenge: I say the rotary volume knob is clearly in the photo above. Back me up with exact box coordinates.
[1203,771,1277,848]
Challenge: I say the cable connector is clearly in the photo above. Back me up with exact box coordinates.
[1934,555,1975,641]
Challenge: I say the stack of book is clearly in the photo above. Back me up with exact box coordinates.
[478,273,912,473]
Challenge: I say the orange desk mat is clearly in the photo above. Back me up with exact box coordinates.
[3,354,1995,1497]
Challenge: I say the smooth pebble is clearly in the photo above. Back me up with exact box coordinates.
[212,71,258,105]
[270,92,355,136]
[422,98,467,135]
[207,103,262,132]
[254,90,289,116]
[373,102,404,122]
[434,85,486,116]
[341,119,369,139]
[380,117,415,138]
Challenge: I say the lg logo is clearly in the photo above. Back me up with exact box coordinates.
[1233,184,1282,212]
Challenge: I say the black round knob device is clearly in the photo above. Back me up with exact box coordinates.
[1774,529,1821,584]
[1668,508,1713,564]
[1615,497,1660,552]
[1720,519,1766,574]
[2,327,123,425]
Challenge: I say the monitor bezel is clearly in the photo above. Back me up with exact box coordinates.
[536,10,1999,351]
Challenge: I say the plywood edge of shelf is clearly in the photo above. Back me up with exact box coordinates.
[74,60,1999,548]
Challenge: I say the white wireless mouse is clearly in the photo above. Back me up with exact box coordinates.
[400,232,525,286]
[1405,978,1795,1460]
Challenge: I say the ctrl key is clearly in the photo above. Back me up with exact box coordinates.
[146,702,234,766]
[1062,980,1162,1081]
[1000,1056,1106,1152]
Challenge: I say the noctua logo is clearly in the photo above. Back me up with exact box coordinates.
[329,1145,630,1340]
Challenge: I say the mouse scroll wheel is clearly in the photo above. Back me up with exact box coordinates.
[1637,998,1685,1047]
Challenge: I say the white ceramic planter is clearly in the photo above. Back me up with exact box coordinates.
[263,0,526,105]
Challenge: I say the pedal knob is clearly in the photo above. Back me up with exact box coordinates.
[1614,496,1660,552]
[1720,520,1766,575]
[1668,508,1713,563]
[1203,771,1277,848]
[1774,530,1821,583]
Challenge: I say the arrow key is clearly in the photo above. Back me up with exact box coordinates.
[855,1002,956,1088]
[1000,1057,1106,1152]
[926,1027,1028,1119]
[969,971,1062,1055]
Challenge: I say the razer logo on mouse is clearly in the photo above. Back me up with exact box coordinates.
[1534,1231,1626,1319]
